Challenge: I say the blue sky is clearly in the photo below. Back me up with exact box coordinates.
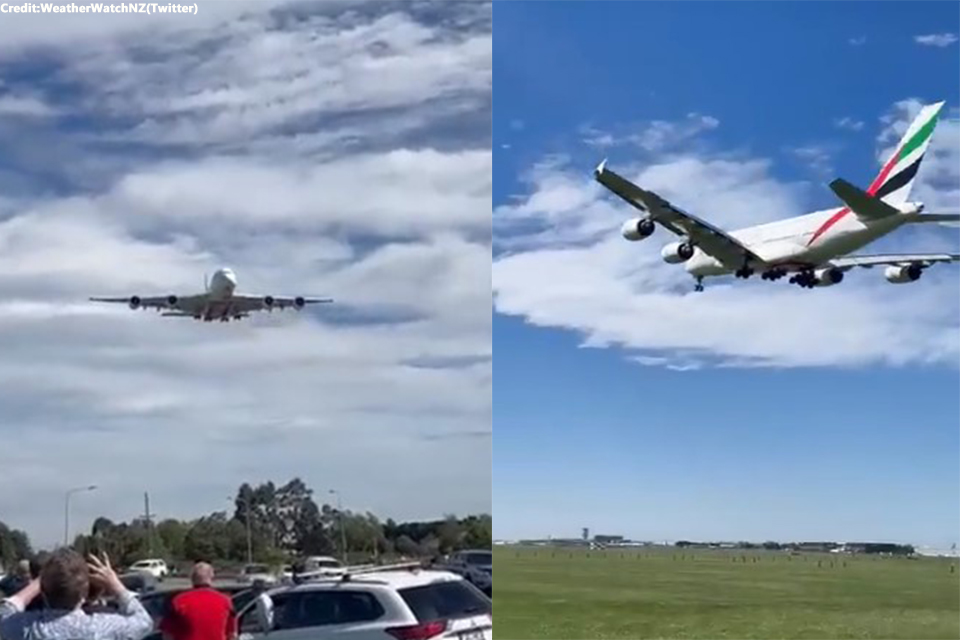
[493,1,959,547]
[0,1,491,548]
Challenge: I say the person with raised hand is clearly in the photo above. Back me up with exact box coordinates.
[0,549,153,640]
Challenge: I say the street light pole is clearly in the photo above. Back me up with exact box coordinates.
[330,490,347,563]
[64,485,98,548]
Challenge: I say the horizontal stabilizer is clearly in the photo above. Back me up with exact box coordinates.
[907,213,960,226]
[829,178,900,221]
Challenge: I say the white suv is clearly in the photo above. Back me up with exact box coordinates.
[236,567,492,640]
[128,559,169,581]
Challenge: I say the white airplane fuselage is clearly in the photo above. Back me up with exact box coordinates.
[684,204,919,278]
[208,268,238,300]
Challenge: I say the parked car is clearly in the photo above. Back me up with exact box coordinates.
[119,571,159,595]
[236,567,491,640]
[239,563,278,587]
[140,587,254,640]
[127,559,169,581]
[444,550,492,595]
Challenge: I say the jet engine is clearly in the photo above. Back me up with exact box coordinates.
[129,296,141,309]
[661,241,695,264]
[294,296,306,309]
[264,295,275,308]
[884,264,922,284]
[166,295,178,307]
[621,218,655,241]
[814,267,844,287]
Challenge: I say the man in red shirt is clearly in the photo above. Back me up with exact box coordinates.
[160,563,237,640]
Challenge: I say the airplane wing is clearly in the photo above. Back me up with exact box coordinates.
[594,160,763,268]
[828,253,960,271]
[89,294,208,314]
[229,295,333,313]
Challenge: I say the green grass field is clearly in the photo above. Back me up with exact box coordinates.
[495,547,960,639]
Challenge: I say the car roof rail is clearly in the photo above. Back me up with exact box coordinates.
[293,561,425,585]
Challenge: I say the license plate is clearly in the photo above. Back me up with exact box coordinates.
[459,630,485,640]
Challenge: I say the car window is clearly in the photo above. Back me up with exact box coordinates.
[464,553,491,565]
[271,591,384,629]
[400,581,491,622]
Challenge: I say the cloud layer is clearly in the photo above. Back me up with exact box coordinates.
[0,1,492,547]
[494,101,959,371]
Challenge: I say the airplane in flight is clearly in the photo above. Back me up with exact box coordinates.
[595,101,959,292]
[90,267,332,321]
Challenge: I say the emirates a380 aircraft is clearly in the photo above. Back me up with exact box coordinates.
[90,268,332,322]
[595,101,959,292]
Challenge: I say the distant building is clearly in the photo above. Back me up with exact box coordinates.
[582,528,589,541]
[593,535,624,544]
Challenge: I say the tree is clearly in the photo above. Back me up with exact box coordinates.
[395,535,419,557]
[0,523,33,569]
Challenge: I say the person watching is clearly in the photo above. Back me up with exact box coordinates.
[0,550,153,640]
[159,562,237,640]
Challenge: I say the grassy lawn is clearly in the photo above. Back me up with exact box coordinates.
[494,547,960,639]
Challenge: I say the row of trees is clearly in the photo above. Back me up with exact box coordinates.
[0,522,33,570]
[3,478,491,570]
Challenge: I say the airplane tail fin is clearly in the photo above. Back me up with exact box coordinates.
[867,101,945,208]
[204,273,209,292]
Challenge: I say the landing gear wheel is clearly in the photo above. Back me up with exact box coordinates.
[693,277,705,293]
[735,267,754,279]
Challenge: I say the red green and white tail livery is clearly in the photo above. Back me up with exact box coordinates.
[594,101,959,292]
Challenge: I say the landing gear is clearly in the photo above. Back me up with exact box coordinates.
[734,267,754,279]
[789,269,817,289]
[761,268,787,281]
[693,276,704,292]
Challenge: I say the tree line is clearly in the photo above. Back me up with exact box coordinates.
[1,478,490,570]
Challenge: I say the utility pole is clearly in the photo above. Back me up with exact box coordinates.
[144,492,153,556]
[245,493,253,564]
[330,490,347,563]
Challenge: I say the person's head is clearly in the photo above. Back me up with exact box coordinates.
[40,549,89,610]
[190,562,214,588]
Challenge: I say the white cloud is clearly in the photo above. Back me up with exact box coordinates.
[633,113,720,152]
[833,116,865,132]
[493,107,959,372]
[848,36,867,46]
[785,144,834,176]
[914,33,958,48]
[0,1,491,548]
[0,94,57,117]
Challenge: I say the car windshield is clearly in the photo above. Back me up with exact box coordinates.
[315,560,341,568]
[131,562,150,567]
[464,553,491,566]
[400,581,491,622]
[244,565,270,574]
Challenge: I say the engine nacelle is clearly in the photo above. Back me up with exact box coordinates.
[621,218,655,241]
[294,296,305,308]
[264,295,275,307]
[884,264,922,284]
[129,296,141,310]
[814,267,844,287]
[661,241,695,264]
[166,295,178,307]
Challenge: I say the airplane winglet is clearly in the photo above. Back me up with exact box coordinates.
[594,158,608,178]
